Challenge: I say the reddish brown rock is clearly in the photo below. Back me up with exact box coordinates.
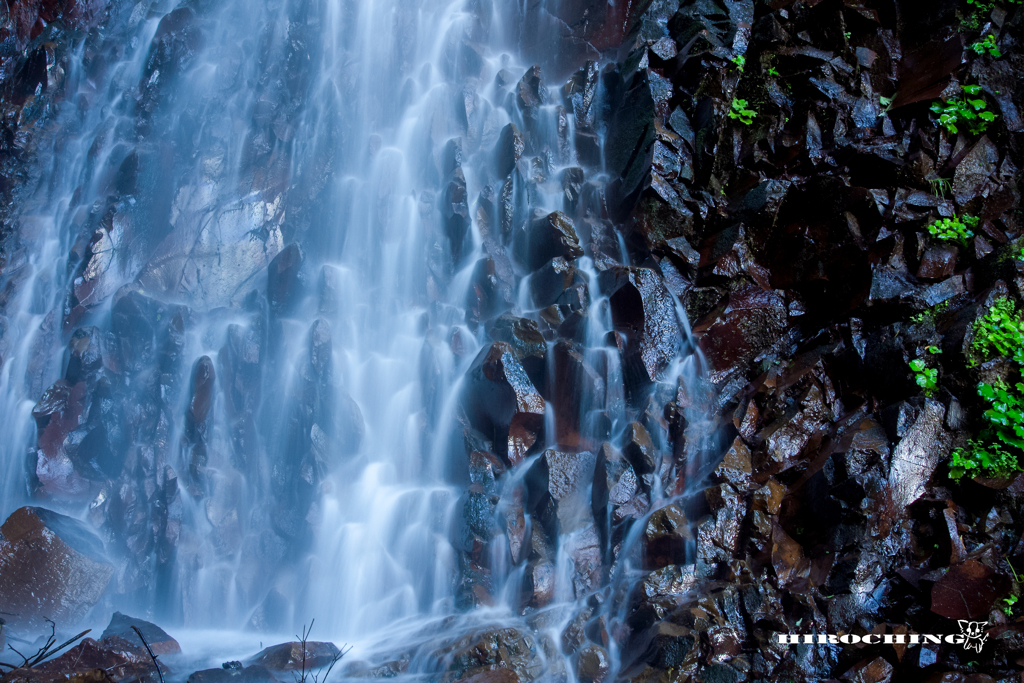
[643,504,691,569]
[249,641,342,671]
[0,507,113,630]
[930,560,1010,620]
[916,245,957,280]
[32,380,91,497]
[462,343,545,465]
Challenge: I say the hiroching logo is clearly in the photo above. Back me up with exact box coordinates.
[776,622,988,653]
[959,620,988,654]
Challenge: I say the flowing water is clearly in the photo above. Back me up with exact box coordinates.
[0,0,715,678]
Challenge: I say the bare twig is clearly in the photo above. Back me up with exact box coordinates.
[310,645,351,683]
[3,620,89,670]
[131,625,165,683]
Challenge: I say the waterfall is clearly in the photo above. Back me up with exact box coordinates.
[0,0,712,678]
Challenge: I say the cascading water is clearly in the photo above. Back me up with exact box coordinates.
[0,0,718,679]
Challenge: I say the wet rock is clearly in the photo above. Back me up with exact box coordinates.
[841,657,893,683]
[522,559,556,609]
[697,286,787,384]
[187,665,276,683]
[562,167,585,216]
[712,438,752,489]
[516,211,584,272]
[457,670,520,683]
[564,62,599,131]
[952,137,999,207]
[643,504,692,569]
[0,507,113,630]
[436,627,542,682]
[494,123,524,179]
[488,315,546,391]
[144,7,202,79]
[100,612,180,655]
[889,399,948,513]
[249,641,342,671]
[267,243,304,316]
[64,327,104,384]
[32,379,91,497]
[916,245,958,280]
[466,257,516,322]
[930,560,1010,620]
[622,422,657,475]
[527,449,597,535]
[462,342,545,465]
[576,645,609,683]
[530,257,577,308]
[604,267,682,391]
[184,356,215,484]
[552,340,604,449]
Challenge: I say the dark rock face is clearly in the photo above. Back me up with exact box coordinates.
[0,507,113,630]
[462,342,545,465]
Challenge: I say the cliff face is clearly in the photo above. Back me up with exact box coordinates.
[0,0,1021,681]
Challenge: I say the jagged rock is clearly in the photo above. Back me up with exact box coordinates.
[930,560,1009,620]
[32,379,91,497]
[530,257,578,308]
[888,399,948,513]
[267,243,304,316]
[561,167,585,215]
[249,641,342,671]
[0,507,113,630]
[494,123,524,179]
[466,257,515,321]
[622,422,657,475]
[187,665,276,683]
[552,340,605,449]
[516,211,584,271]
[841,656,893,683]
[603,267,682,391]
[643,504,692,569]
[527,449,597,534]
[916,245,957,280]
[462,342,545,465]
[952,136,999,206]
[100,612,180,655]
[488,315,546,392]
[576,645,610,683]
[522,559,555,609]
[697,286,787,384]
[434,627,542,682]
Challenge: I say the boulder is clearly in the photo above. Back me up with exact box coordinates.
[643,504,692,569]
[0,507,113,630]
[888,399,948,513]
[515,211,584,272]
[100,612,180,655]
[32,379,92,497]
[604,267,682,391]
[552,340,605,449]
[249,641,342,671]
[494,124,524,179]
[462,343,545,465]
[488,315,547,392]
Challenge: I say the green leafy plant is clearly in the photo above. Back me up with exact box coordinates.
[970,298,1024,365]
[971,34,1002,57]
[730,55,745,72]
[909,347,942,396]
[911,302,951,325]
[949,439,1020,480]
[927,214,979,244]
[930,84,998,135]
[728,98,757,125]
[978,380,1024,450]
[1004,593,1019,616]
[768,66,780,77]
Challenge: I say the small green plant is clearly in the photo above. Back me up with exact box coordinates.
[728,98,757,125]
[929,177,952,199]
[971,298,1024,365]
[730,55,745,72]
[1004,594,1018,616]
[910,346,942,396]
[971,34,1002,58]
[978,380,1024,450]
[911,302,951,325]
[878,94,895,118]
[930,84,998,135]
[927,214,978,244]
[768,66,780,77]
[844,31,852,40]
[949,439,1020,480]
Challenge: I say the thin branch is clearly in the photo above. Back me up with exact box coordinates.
[28,629,90,668]
[131,625,165,683]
